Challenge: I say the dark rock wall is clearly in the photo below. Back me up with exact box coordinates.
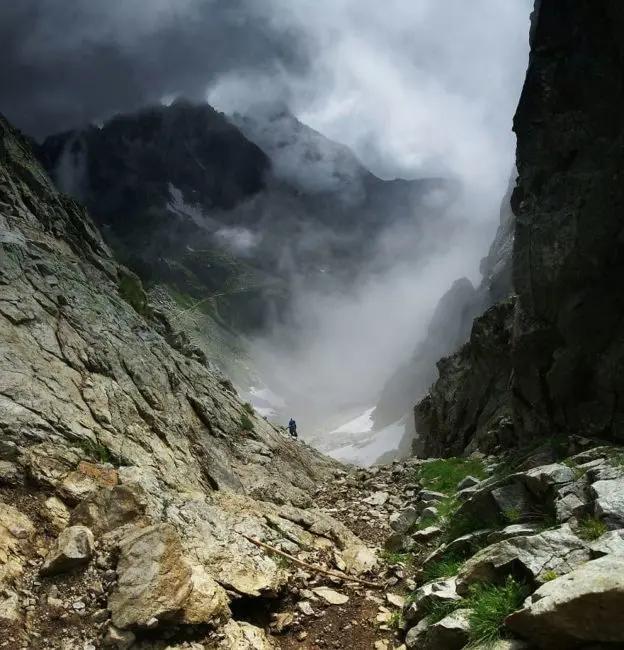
[416,0,624,455]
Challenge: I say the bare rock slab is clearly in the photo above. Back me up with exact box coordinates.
[506,555,624,649]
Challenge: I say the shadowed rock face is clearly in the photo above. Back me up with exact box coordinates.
[415,0,624,456]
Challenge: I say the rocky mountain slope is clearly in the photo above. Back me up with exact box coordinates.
[414,0,624,457]
[0,112,382,649]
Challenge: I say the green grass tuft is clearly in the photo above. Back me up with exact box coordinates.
[240,414,255,431]
[422,597,463,624]
[466,577,528,647]
[389,611,404,631]
[422,553,465,583]
[73,438,113,464]
[379,549,411,565]
[539,570,559,583]
[417,458,487,495]
[243,402,255,415]
[577,516,608,541]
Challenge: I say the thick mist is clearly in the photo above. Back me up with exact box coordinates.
[1,0,534,451]
[210,0,533,436]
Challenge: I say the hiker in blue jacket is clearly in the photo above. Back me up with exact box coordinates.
[288,418,298,439]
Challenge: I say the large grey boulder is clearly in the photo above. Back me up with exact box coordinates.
[506,556,624,649]
[404,578,460,626]
[456,525,589,594]
[108,524,193,629]
[588,530,624,558]
[424,608,471,650]
[40,525,95,576]
[591,477,624,528]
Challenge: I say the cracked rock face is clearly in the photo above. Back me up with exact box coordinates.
[0,112,374,645]
[415,0,624,457]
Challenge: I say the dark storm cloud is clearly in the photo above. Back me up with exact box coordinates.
[0,0,306,138]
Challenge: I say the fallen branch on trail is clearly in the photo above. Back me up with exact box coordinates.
[240,533,384,589]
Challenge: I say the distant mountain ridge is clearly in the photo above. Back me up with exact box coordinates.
[36,99,454,337]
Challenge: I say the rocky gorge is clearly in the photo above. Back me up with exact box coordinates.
[2,1,624,650]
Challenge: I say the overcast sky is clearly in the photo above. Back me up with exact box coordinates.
[2,0,532,188]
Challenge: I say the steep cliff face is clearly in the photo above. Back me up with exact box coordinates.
[416,0,624,455]
[0,113,380,648]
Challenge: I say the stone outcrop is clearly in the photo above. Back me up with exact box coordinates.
[415,0,624,456]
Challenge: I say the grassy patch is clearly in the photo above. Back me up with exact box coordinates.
[417,458,487,495]
[119,271,149,316]
[389,611,404,631]
[73,437,114,464]
[240,414,255,432]
[379,549,411,565]
[577,516,608,541]
[539,570,559,583]
[422,553,465,583]
[422,597,463,624]
[243,402,255,415]
[466,577,528,647]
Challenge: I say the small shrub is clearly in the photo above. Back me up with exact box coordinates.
[540,570,559,582]
[417,458,486,495]
[466,577,528,647]
[243,402,255,415]
[74,438,113,464]
[422,553,464,583]
[220,378,237,394]
[503,509,522,523]
[240,414,254,431]
[119,271,149,316]
[578,516,608,541]
[389,611,404,631]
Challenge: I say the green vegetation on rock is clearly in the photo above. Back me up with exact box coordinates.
[466,577,528,647]
[240,414,255,432]
[578,516,608,541]
[417,458,486,494]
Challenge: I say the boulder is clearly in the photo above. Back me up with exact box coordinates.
[182,565,231,625]
[412,526,443,543]
[108,524,193,629]
[591,478,624,528]
[420,490,447,503]
[491,482,534,519]
[588,530,624,558]
[103,625,136,650]
[520,464,575,498]
[364,491,389,506]
[506,556,624,649]
[0,590,20,623]
[404,578,460,626]
[70,483,148,536]
[390,507,419,534]
[40,525,95,576]
[219,620,275,649]
[42,496,71,532]
[423,530,491,572]
[424,608,471,650]
[456,525,589,595]
[405,618,430,649]
[419,507,439,525]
